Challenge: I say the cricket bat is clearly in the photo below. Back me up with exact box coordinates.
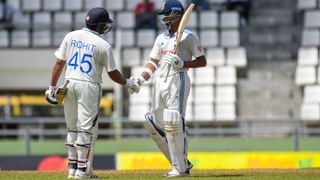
[55,80,69,105]
[164,3,195,82]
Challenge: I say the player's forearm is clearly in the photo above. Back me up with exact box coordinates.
[140,59,159,81]
[50,59,66,86]
[108,70,127,85]
[183,55,206,68]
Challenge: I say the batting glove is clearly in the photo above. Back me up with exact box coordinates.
[45,86,59,106]
[126,77,140,94]
[163,53,184,70]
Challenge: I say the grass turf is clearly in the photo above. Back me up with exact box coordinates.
[0,169,319,180]
[0,137,319,155]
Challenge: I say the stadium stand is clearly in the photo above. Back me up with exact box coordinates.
[296,0,320,122]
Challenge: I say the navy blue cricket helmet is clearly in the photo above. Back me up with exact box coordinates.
[158,0,185,30]
[158,0,185,15]
[85,7,113,34]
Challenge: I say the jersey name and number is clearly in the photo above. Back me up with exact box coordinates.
[68,40,96,74]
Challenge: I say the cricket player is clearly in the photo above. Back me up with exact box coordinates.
[45,7,139,179]
[131,0,207,177]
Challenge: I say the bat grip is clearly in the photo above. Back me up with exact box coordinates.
[164,65,171,82]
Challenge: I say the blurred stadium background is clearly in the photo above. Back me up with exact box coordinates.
[1,0,320,172]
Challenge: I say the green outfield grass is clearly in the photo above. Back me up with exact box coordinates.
[0,169,319,180]
[0,137,319,155]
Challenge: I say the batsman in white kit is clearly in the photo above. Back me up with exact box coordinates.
[131,0,207,177]
[45,7,139,179]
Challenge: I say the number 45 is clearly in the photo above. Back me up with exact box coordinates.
[68,51,93,74]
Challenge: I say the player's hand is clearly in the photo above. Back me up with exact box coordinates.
[163,53,184,70]
[126,77,140,94]
[45,86,59,106]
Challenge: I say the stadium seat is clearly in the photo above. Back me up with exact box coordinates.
[304,10,320,28]
[105,0,124,11]
[186,12,198,29]
[220,11,239,29]
[215,103,236,121]
[84,0,104,10]
[188,68,195,85]
[154,0,163,9]
[194,66,215,85]
[64,0,83,11]
[300,103,320,121]
[116,12,135,29]
[74,12,87,29]
[302,29,320,46]
[22,0,41,12]
[194,103,215,121]
[53,30,68,47]
[130,85,151,104]
[295,66,316,85]
[216,66,237,85]
[317,66,320,84]
[297,47,318,66]
[9,0,20,10]
[118,30,135,47]
[129,104,150,121]
[53,12,72,30]
[32,30,51,47]
[126,0,140,10]
[220,30,240,47]
[12,13,31,29]
[137,29,156,47]
[142,48,152,62]
[194,85,215,104]
[122,48,141,67]
[200,29,219,47]
[185,102,193,121]
[206,48,225,66]
[199,11,218,29]
[11,30,30,47]
[303,85,320,103]
[0,30,9,47]
[226,47,247,68]
[215,85,236,103]
[43,0,62,11]
[33,12,51,30]
[101,30,114,45]
[297,0,317,10]
[187,84,194,104]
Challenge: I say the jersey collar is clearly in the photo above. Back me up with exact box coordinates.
[82,28,99,35]
[164,31,176,39]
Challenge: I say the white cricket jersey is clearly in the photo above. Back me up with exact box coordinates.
[55,28,117,84]
[149,29,205,77]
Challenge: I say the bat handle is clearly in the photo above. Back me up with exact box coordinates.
[164,65,171,82]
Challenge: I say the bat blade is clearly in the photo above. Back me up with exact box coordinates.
[175,3,195,51]
[55,80,69,104]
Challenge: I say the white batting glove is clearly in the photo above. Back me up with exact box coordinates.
[45,86,59,106]
[126,77,140,94]
[163,53,184,70]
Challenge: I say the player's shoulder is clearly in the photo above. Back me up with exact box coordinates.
[183,29,197,38]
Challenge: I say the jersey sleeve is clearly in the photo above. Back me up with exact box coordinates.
[149,35,161,60]
[189,34,205,58]
[105,46,117,72]
[54,33,69,61]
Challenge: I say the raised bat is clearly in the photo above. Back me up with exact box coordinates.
[164,3,195,82]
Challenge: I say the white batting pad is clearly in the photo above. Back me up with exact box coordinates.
[163,109,187,173]
[75,132,92,169]
[144,113,171,163]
